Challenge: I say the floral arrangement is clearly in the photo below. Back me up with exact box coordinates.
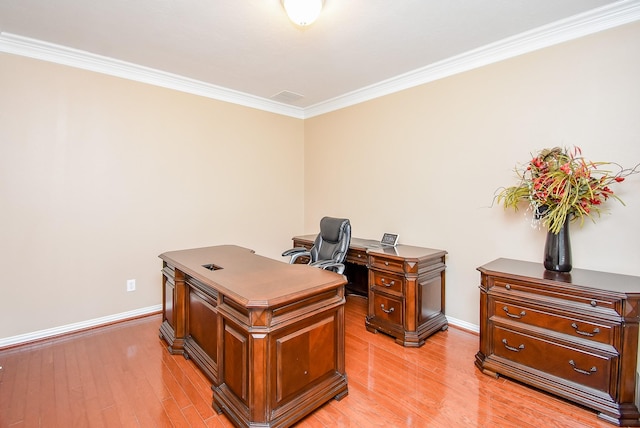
[496,146,638,234]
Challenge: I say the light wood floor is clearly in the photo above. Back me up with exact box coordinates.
[0,296,618,427]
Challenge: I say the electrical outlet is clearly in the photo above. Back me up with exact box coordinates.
[127,279,136,292]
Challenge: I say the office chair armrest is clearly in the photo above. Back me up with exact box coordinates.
[282,247,311,264]
[311,260,346,275]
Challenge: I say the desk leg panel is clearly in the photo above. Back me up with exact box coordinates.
[159,320,184,355]
[214,302,348,428]
[160,265,186,354]
[183,286,219,383]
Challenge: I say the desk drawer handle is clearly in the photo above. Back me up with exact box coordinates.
[502,306,526,319]
[571,323,600,337]
[381,278,395,287]
[505,284,511,290]
[380,304,395,314]
[384,261,389,266]
[502,339,524,352]
[590,300,597,307]
[569,360,597,376]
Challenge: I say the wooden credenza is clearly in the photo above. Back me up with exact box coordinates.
[159,245,348,428]
[475,258,640,426]
[292,236,448,347]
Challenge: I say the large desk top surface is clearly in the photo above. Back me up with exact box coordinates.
[294,234,447,260]
[478,257,640,295]
[159,245,346,307]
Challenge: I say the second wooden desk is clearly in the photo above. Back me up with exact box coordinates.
[292,236,448,347]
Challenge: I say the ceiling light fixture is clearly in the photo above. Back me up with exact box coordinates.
[282,0,324,27]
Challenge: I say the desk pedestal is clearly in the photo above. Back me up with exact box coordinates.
[292,236,448,347]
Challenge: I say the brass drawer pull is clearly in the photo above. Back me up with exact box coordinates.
[380,304,395,314]
[502,339,524,352]
[569,360,597,375]
[571,323,600,337]
[502,306,526,319]
[381,278,395,287]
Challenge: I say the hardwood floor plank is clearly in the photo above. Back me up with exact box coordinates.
[39,345,62,428]
[0,353,23,425]
[162,355,215,420]
[159,354,194,409]
[204,411,236,428]
[51,344,73,427]
[74,339,106,427]
[178,403,210,427]
[173,355,215,406]
[21,349,43,427]
[99,404,123,427]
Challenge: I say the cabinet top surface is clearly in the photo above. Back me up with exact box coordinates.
[293,235,446,259]
[160,245,346,307]
[478,258,640,295]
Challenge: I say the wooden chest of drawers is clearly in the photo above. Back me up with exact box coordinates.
[476,258,640,426]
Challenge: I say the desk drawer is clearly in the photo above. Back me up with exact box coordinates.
[371,293,403,326]
[491,279,621,315]
[492,299,616,347]
[369,254,404,273]
[346,248,368,265]
[492,325,617,395]
[371,270,404,295]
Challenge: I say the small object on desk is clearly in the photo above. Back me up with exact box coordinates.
[381,233,399,247]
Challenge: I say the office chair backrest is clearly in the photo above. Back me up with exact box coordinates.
[311,217,351,264]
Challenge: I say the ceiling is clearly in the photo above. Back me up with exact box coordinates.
[0,0,638,117]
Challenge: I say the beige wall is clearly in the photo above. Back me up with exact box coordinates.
[304,22,640,326]
[0,55,304,339]
[1,21,639,342]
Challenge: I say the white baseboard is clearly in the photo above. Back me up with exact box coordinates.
[0,304,162,349]
[446,315,480,334]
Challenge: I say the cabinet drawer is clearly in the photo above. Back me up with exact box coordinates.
[372,293,403,326]
[371,270,404,295]
[346,248,368,265]
[493,299,616,346]
[369,254,404,273]
[292,240,313,250]
[492,326,617,395]
[491,279,621,315]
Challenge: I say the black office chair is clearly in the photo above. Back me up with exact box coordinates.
[282,217,351,275]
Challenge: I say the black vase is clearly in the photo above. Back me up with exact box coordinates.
[544,219,572,272]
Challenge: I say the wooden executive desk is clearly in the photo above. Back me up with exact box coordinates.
[292,236,448,347]
[159,245,348,428]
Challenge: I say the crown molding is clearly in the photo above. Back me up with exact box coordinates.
[0,32,306,119]
[303,0,640,118]
[1,1,639,120]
